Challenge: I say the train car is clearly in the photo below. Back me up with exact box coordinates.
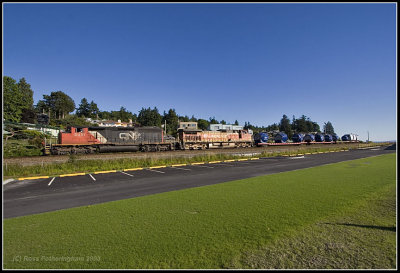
[48,126,176,155]
[341,133,358,141]
[254,132,269,146]
[177,128,253,150]
[303,133,315,143]
[324,134,333,142]
[315,133,325,142]
[274,132,288,143]
[292,133,304,143]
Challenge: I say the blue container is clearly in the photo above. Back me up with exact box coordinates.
[254,132,269,145]
[303,134,315,142]
[274,132,288,143]
[292,133,304,143]
[315,133,325,142]
[332,134,339,141]
[324,134,333,142]
[341,134,350,141]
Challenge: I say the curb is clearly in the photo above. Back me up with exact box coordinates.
[3,178,15,185]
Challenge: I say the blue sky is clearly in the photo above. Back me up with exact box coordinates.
[3,3,397,141]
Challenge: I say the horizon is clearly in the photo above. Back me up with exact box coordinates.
[3,3,397,142]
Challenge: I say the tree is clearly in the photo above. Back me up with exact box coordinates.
[89,101,100,119]
[38,91,75,120]
[137,107,162,127]
[3,76,23,122]
[162,109,179,136]
[197,119,209,130]
[76,98,91,117]
[234,120,239,125]
[279,114,292,139]
[209,117,219,124]
[293,115,308,133]
[3,76,35,122]
[323,121,335,135]
[179,115,190,122]
[17,77,34,111]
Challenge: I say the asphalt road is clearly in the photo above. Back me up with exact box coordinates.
[3,145,396,219]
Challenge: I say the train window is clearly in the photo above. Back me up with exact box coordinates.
[76,128,83,133]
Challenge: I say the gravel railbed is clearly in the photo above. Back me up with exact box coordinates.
[3,143,364,167]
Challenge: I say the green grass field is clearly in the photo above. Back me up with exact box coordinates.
[3,153,396,269]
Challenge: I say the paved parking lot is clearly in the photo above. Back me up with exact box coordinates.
[4,145,395,218]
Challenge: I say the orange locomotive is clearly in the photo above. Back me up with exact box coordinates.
[177,128,253,150]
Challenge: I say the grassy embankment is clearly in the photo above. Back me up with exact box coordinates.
[3,142,389,179]
[3,153,396,269]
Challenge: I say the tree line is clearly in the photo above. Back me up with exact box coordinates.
[244,114,335,139]
[3,76,334,137]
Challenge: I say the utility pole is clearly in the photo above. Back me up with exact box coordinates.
[367,131,369,142]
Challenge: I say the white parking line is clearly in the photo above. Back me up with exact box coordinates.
[235,162,251,164]
[120,171,134,177]
[47,177,56,186]
[169,167,192,171]
[147,169,165,174]
[89,174,96,181]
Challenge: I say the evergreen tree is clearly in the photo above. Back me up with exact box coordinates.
[17,77,34,111]
[76,98,91,117]
[137,107,162,126]
[3,76,23,122]
[279,114,293,139]
[323,121,335,134]
[197,119,209,130]
[162,109,179,136]
[209,117,219,124]
[39,91,75,119]
[89,101,100,119]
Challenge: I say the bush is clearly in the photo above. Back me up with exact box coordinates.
[14,130,45,140]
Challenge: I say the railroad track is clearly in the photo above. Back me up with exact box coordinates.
[3,143,365,167]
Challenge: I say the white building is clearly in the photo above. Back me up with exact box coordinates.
[208,124,244,131]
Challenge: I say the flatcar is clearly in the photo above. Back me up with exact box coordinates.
[253,132,269,146]
[292,133,304,143]
[274,132,288,143]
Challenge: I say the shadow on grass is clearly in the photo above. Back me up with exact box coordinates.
[323,223,396,232]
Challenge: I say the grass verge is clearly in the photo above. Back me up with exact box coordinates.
[3,153,396,269]
[241,183,396,269]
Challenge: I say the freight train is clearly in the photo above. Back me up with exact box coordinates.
[43,126,358,155]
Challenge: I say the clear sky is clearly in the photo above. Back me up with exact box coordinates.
[3,3,397,141]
